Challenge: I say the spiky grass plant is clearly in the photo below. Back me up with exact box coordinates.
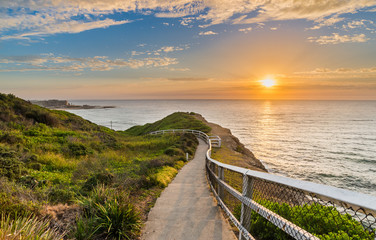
[0,214,65,240]
[75,185,141,240]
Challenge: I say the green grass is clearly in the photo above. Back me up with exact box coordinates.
[125,112,211,135]
[149,166,178,188]
[0,93,208,238]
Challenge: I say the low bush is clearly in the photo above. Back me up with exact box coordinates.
[149,166,178,188]
[0,178,40,218]
[0,147,26,180]
[81,172,114,192]
[0,132,23,144]
[48,187,75,203]
[68,143,89,157]
[164,147,185,157]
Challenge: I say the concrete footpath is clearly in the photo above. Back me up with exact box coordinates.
[141,139,237,240]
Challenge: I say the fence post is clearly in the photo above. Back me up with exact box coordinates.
[218,166,224,200]
[239,174,253,240]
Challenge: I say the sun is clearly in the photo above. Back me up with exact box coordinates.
[260,78,276,88]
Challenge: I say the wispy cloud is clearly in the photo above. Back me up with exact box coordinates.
[199,30,217,36]
[308,33,370,44]
[238,27,252,33]
[342,19,374,30]
[233,1,376,24]
[1,18,131,40]
[131,45,188,56]
[167,77,209,81]
[294,66,376,78]
[0,54,178,72]
[1,0,375,40]
[310,16,345,30]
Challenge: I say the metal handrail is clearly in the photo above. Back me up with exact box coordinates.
[149,129,376,239]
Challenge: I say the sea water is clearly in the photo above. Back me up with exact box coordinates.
[67,100,376,196]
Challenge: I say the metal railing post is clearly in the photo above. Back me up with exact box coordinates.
[218,166,224,200]
[239,174,253,240]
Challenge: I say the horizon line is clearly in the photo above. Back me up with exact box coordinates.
[29,98,376,101]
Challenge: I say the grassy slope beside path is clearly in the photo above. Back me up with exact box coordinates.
[0,93,208,239]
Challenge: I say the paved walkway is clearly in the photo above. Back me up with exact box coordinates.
[141,139,237,240]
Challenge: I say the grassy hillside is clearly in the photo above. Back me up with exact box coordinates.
[0,93,204,239]
[125,112,211,135]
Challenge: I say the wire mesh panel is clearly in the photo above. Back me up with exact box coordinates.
[206,159,376,240]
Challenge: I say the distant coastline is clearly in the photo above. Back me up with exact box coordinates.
[31,99,115,110]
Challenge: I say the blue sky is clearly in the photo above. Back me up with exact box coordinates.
[1,1,376,100]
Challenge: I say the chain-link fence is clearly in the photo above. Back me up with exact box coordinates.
[206,154,376,240]
[150,129,376,240]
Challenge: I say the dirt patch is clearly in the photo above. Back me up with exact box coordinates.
[42,204,81,235]
[193,113,266,172]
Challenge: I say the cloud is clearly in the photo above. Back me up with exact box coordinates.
[1,18,130,40]
[159,46,184,52]
[342,19,374,30]
[167,67,190,72]
[310,16,345,30]
[1,0,375,40]
[294,66,376,78]
[180,17,195,27]
[167,77,209,81]
[238,27,252,33]
[308,33,370,44]
[233,0,376,24]
[199,30,217,35]
[131,45,187,57]
[0,54,178,72]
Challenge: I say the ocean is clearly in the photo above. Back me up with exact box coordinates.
[67,100,376,196]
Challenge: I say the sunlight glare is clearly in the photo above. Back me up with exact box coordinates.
[260,78,276,88]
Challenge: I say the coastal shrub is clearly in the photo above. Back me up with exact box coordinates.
[148,166,178,188]
[178,133,198,157]
[94,132,120,149]
[72,157,110,183]
[164,147,185,157]
[19,175,40,188]
[68,142,89,157]
[81,172,114,192]
[0,147,26,180]
[174,160,185,169]
[24,109,60,127]
[38,152,76,172]
[29,162,42,170]
[0,179,39,218]
[0,214,65,240]
[0,192,36,218]
[0,132,23,144]
[0,110,11,122]
[241,200,375,240]
[76,186,141,240]
[48,187,75,203]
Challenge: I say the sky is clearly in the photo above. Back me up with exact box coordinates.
[1,0,376,100]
